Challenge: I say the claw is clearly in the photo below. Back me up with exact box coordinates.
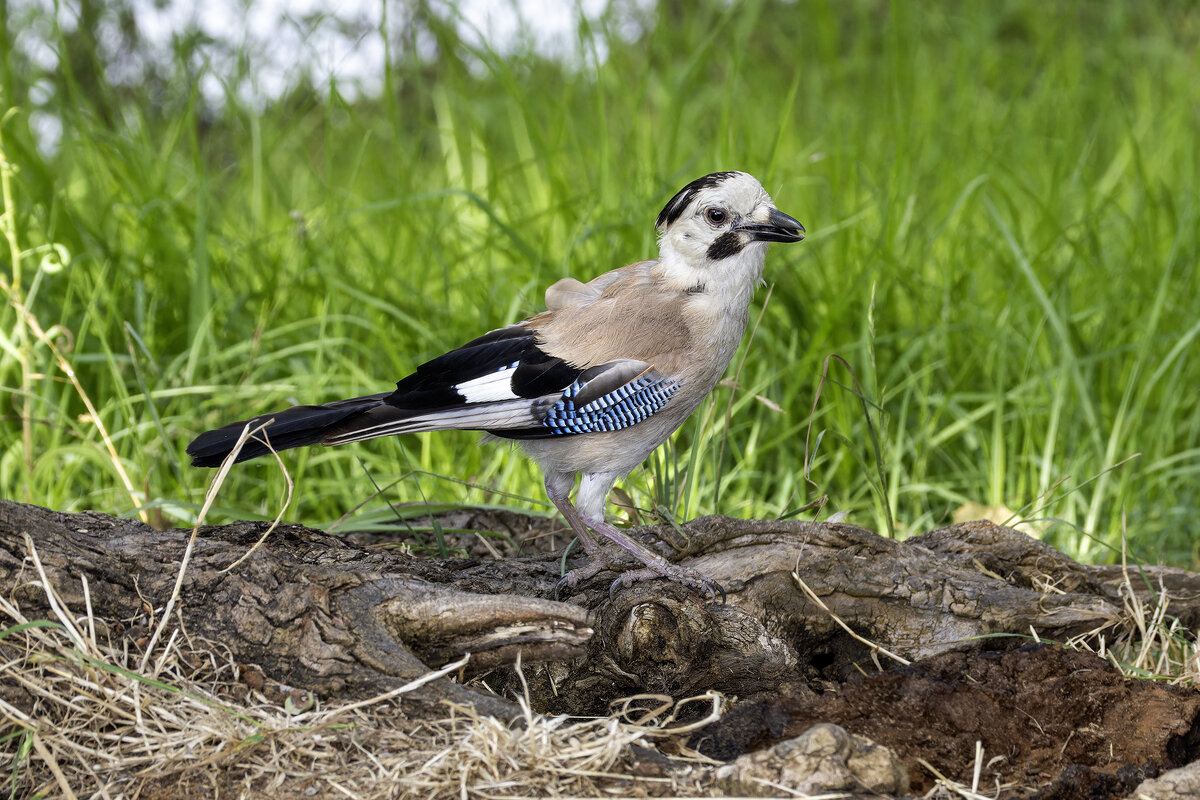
[546,478,727,604]
[553,554,613,599]
[602,565,726,604]
[689,574,727,604]
[665,567,725,604]
[553,542,726,604]
[697,575,726,604]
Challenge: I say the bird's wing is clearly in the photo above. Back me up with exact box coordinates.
[499,358,679,439]
[320,324,679,444]
[531,263,696,377]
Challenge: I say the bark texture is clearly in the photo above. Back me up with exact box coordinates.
[1,499,1195,718]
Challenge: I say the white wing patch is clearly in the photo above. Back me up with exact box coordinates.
[454,363,520,403]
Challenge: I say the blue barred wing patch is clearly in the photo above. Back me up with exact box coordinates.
[542,373,679,434]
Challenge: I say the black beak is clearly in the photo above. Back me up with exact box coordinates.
[737,208,805,243]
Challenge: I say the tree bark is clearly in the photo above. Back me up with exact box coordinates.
[2,499,1193,718]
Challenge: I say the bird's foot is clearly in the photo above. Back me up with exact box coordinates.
[554,554,612,600]
[607,563,726,604]
[554,552,725,604]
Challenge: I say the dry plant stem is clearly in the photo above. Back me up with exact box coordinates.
[972,739,984,795]
[320,653,471,721]
[0,286,148,523]
[141,421,290,671]
[611,691,726,739]
[30,734,80,800]
[917,755,996,800]
[219,425,294,573]
[23,533,88,654]
[791,567,911,666]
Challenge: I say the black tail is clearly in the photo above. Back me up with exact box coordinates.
[186,393,390,467]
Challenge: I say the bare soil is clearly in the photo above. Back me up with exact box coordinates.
[692,642,1200,798]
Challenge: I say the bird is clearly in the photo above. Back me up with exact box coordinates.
[187,171,804,600]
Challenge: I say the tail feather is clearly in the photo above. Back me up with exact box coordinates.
[186,393,390,467]
[187,393,546,467]
[322,399,544,445]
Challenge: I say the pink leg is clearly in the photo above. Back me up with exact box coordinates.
[544,473,618,590]
[544,473,724,602]
[584,515,724,602]
[544,472,598,553]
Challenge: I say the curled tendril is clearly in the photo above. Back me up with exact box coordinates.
[25,243,71,274]
[44,324,75,352]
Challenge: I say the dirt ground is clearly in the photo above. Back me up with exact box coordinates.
[690,642,1200,798]
[114,639,1200,799]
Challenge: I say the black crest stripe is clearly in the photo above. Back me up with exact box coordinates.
[655,171,740,230]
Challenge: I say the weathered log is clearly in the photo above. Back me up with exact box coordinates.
[0,499,1191,719]
[0,500,581,719]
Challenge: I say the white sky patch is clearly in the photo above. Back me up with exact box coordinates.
[451,0,612,67]
[15,0,650,103]
[132,0,391,108]
[12,0,652,154]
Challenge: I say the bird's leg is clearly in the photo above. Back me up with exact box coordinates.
[544,471,598,553]
[545,472,620,593]
[551,472,724,602]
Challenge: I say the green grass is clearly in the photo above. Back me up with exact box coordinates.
[1,0,1198,565]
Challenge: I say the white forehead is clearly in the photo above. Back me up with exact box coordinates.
[706,171,771,208]
[656,171,773,231]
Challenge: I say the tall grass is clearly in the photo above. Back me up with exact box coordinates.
[1,1,1197,564]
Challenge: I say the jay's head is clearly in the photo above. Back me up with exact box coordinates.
[654,172,804,279]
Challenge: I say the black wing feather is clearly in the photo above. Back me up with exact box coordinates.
[385,326,583,408]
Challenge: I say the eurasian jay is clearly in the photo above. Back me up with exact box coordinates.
[187,171,805,599]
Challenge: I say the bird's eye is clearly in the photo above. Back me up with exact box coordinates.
[705,207,727,226]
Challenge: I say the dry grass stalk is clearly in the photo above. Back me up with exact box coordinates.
[790,568,911,667]
[1062,539,1200,687]
[138,420,293,675]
